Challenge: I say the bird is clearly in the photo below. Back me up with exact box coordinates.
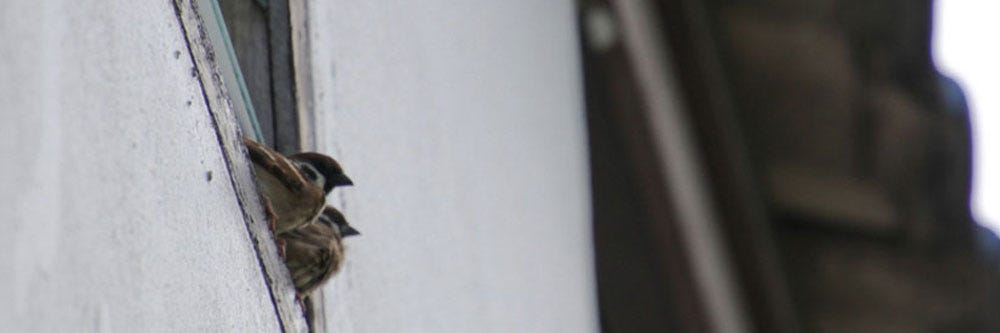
[242,137,354,234]
[280,206,360,295]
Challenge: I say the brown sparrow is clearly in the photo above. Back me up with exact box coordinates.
[280,206,360,295]
[243,137,353,234]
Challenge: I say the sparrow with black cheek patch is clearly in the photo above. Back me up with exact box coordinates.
[280,206,360,295]
[242,137,354,234]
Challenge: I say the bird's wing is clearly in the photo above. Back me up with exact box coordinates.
[290,243,337,294]
[243,137,307,192]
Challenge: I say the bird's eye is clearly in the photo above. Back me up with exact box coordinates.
[299,163,325,186]
[301,166,318,181]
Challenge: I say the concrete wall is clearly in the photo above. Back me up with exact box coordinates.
[306,2,599,332]
[0,1,596,331]
[0,1,278,331]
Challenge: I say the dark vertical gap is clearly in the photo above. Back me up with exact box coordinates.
[580,3,710,332]
[217,0,301,154]
[268,0,301,155]
[651,0,801,331]
[218,0,275,146]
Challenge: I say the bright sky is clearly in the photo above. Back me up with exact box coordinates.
[934,1,1000,231]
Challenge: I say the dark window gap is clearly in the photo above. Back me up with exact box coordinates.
[218,0,300,153]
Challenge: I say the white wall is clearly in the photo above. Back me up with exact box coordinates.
[0,1,596,331]
[307,2,599,332]
[0,1,279,331]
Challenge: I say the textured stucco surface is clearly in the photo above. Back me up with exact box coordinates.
[306,2,599,332]
[0,1,279,331]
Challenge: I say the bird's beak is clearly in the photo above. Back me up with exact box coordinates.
[340,225,361,237]
[331,174,354,187]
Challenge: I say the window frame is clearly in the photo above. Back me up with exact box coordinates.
[173,0,321,331]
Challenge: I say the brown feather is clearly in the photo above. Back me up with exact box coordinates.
[243,137,326,233]
[243,137,308,192]
[279,207,350,295]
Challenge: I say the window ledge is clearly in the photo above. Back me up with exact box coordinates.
[173,0,308,331]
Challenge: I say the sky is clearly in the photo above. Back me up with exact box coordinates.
[934,1,1000,231]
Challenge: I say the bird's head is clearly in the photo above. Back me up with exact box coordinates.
[318,206,361,238]
[289,152,353,193]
